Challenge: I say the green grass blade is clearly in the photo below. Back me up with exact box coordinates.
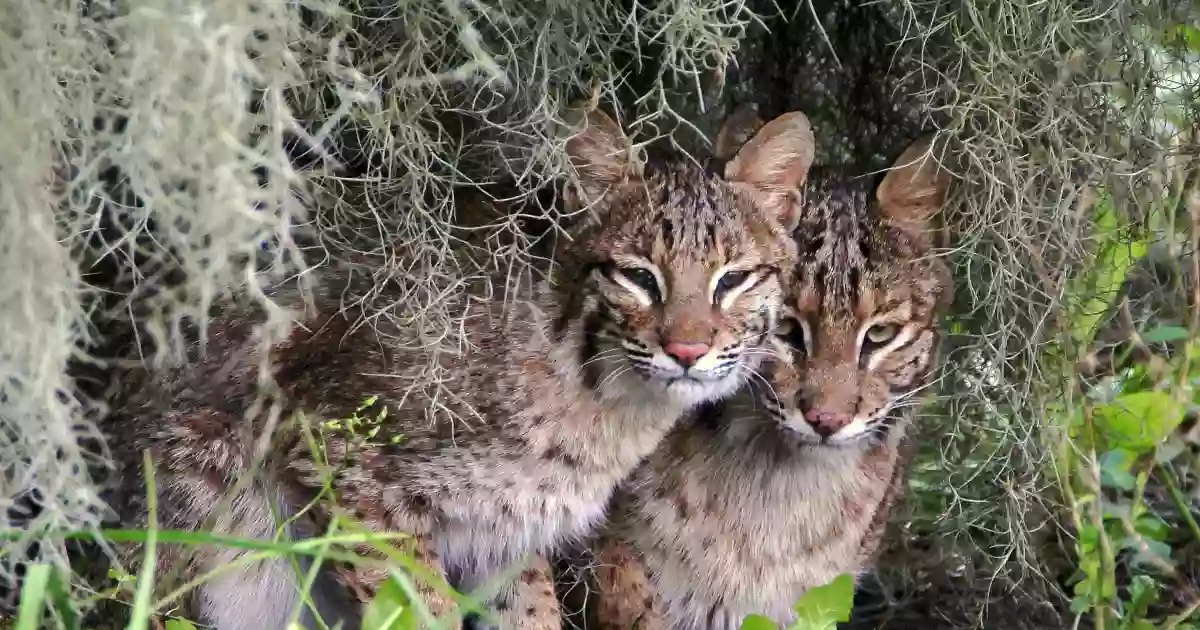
[15,563,52,630]
[126,450,160,630]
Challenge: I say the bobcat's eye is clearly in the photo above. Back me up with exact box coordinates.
[865,324,899,345]
[714,270,752,298]
[780,317,810,355]
[616,267,662,302]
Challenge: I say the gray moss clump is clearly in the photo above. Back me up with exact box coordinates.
[0,0,759,599]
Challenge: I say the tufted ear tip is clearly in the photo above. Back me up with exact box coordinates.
[713,103,765,162]
[723,110,817,232]
[876,134,953,225]
[724,111,816,192]
[561,103,640,207]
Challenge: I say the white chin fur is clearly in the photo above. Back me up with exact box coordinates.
[664,371,746,407]
[826,416,874,443]
[640,349,758,405]
[781,409,887,445]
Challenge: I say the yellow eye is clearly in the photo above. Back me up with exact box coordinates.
[779,317,808,354]
[866,324,899,345]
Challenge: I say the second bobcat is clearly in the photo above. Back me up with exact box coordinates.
[583,135,954,630]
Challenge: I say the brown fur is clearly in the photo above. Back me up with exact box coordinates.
[100,106,816,630]
[580,136,954,630]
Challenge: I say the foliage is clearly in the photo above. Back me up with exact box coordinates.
[865,0,1200,624]
[737,573,855,630]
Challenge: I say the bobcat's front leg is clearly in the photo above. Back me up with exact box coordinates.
[588,535,669,630]
[463,555,561,630]
[344,533,463,629]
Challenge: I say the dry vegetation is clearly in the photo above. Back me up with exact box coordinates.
[0,0,1198,627]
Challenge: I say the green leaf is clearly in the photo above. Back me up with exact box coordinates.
[1127,575,1159,619]
[165,619,200,630]
[1092,392,1187,452]
[791,573,855,630]
[363,575,418,630]
[357,395,380,412]
[1166,24,1200,52]
[1135,513,1170,542]
[1100,450,1137,490]
[739,614,781,630]
[1141,325,1191,344]
[1130,538,1174,571]
[1066,193,1150,347]
[1078,524,1101,552]
[1156,438,1187,464]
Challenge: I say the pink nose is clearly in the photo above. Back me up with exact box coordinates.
[804,409,851,438]
[663,341,711,367]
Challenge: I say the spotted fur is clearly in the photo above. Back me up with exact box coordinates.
[99,107,816,630]
[767,156,951,445]
[580,136,954,630]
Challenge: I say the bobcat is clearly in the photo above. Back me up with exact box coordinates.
[580,136,954,630]
[100,105,816,630]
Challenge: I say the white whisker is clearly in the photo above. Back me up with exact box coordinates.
[737,363,780,409]
[596,365,632,392]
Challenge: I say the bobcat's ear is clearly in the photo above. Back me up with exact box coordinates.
[562,104,640,209]
[876,135,952,226]
[713,103,765,161]
[724,111,816,232]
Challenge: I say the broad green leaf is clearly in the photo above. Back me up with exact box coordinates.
[1099,450,1137,490]
[1129,538,1174,571]
[739,614,780,630]
[1141,325,1191,344]
[165,620,200,630]
[1156,438,1187,464]
[791,573,855,630]
[1127,575,1159,619]
[1092,392,1186,452]
[1135,513,1170,542]
[363,576,418,630]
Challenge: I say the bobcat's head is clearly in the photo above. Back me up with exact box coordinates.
[556,106,815,407]
[764,137,953,445]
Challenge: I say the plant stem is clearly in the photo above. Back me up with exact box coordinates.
[1160,464,1200,543]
